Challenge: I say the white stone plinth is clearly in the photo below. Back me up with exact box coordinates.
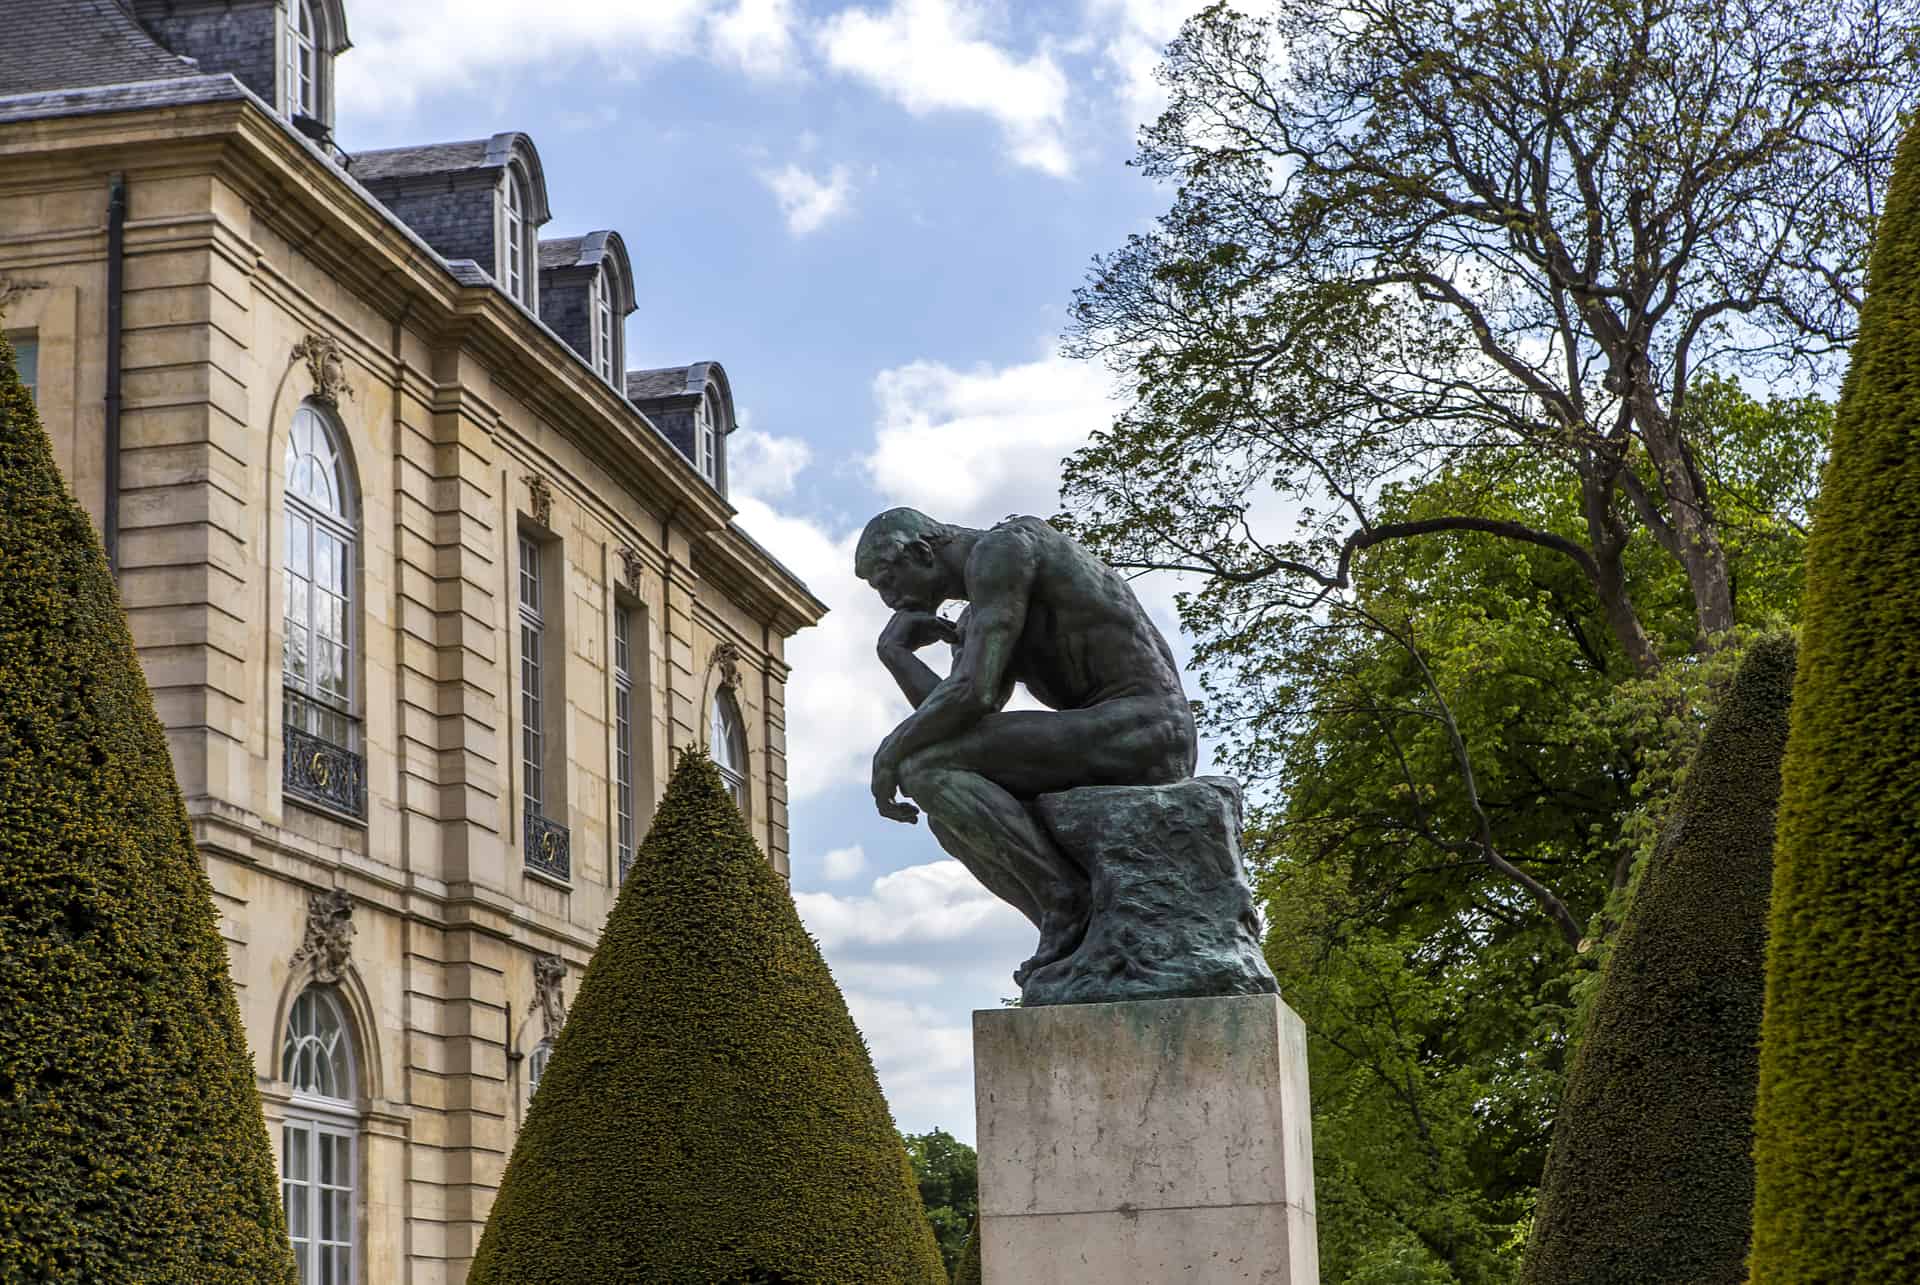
[974,994,1317,1284]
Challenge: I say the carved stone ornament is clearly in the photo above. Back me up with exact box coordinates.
[533,953,567,1037]
[290,888,356,984]
[292,334,354,408]
[617,545,646,592]
[524,473,554,528]
[711,640,745,691]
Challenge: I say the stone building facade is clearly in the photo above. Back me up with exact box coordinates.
[0,3,826,1282]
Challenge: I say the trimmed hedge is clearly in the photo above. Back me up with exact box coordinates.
[469,751,946,1285]
[1520,635,1795,1285]
[1749,120,1920,1283]
[0,332,297,1280]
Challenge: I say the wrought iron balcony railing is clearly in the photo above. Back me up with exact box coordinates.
[283,696,366,820]
[524,810,572,883]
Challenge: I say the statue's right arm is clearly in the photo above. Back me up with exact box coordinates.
[878,647,942,709]
[877,610,960,709]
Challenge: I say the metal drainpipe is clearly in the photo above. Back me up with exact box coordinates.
[105,173,125,573]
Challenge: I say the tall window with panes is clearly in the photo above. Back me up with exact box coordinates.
[281,987,357,1285]
[502,174,526,304]
[593,263,616,384]
[285,0,317,119]
[696,387,720,484]
[283,404,363,817]
[518,536,545,822]
[613,605,636,881]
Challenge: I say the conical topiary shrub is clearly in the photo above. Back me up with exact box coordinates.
[1521,635,1795,1285]
[1748,120,1920,1283]
[469,750,946,1284]
[0,331,297,1281]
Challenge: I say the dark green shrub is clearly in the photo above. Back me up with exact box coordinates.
[1749,120,1920,1283]
[0,332,296,1281]
[469,751,946,1285]
[1521,635,1795,1285]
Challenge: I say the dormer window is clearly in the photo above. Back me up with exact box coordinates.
[502,173,527,305]
[286,1,318,120]
[697,388,720,484]
[593,264,616,383]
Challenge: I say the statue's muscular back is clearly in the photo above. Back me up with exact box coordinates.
[958,517,1197,774]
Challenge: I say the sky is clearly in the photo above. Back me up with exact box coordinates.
[332,0,1211,1143]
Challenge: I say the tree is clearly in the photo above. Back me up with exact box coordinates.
[1749,120,1920,1283]
[1521,634,1794,1285]
[1244,388,1816,1281]
[469,751,946,1285]
[1066,0,1913,670]
[0,331,297,1281]
[903,1128,978,1278]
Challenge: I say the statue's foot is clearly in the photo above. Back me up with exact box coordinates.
[1014,902,1090,989]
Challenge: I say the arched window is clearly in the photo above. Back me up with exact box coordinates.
[284,403,362,816]
[711,689,747,808]
[281,987,358,1285]
[502,172,527,304]
[592,262,616,383]
[286,0,318,119]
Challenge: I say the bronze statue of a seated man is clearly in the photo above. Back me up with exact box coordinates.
[858,507,1197,984]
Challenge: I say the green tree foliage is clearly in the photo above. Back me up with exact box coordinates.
[1521,635,1795,1285]
[0,331,297,1281]
[469,751,946,1285]
[1057,4,1882,1279]
[903,1128,977,1278]
[1066,0,1911,668]
[1242,385,1819,1282]
[1749,121,1920,1283]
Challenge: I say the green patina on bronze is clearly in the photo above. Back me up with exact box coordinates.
[857,509,1277,1006]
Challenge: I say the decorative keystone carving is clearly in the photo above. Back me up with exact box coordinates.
[617,545,646,592]
[711,640,745,691]
[292,334,354,408]
[533,953,567,1037]
[524,473,553,527]
[291,888,355,984]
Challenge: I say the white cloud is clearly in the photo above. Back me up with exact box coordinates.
[712,0,801,79]
[731,494,905,800]
[1084,0,1198,128]
[864,352,1124,525]
[819,0,1073,176]
[728,428,814,499]
[842,990,979,1134]
[799,861,1034,1136]
[334,0,793,116]
[760,161,857,237]
[797,859,1031,950]
[820,843,869,880]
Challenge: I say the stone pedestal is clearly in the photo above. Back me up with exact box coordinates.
[975,994,1317,1284]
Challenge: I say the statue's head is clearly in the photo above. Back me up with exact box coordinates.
[855,507,960,611]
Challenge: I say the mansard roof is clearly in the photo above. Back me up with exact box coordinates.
[626,362,736,430]
[352,131,552,223]
[538,231,636,314]
[0,0,200,96]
